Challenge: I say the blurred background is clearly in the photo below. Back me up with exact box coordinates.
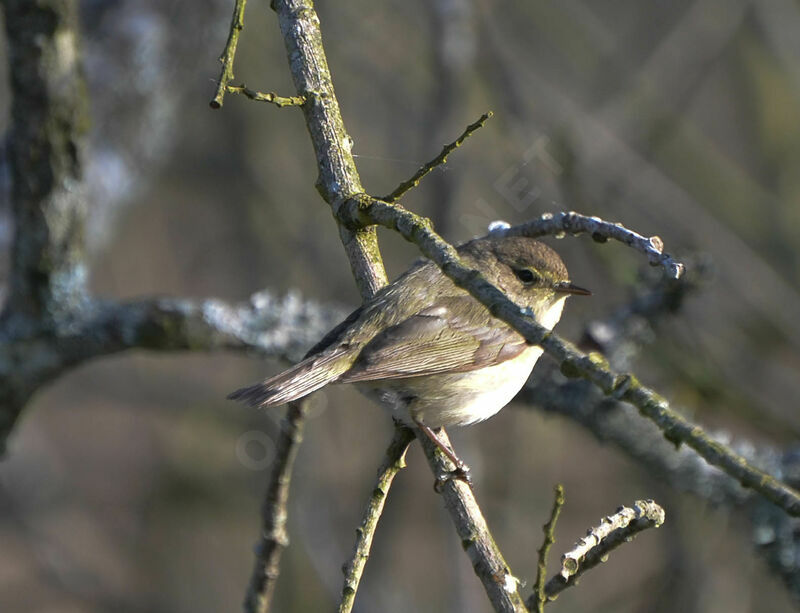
[2,0,800,611]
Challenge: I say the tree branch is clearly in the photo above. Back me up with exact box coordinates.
[533,485,565,613]
[0,291,343,448]
[336,200,800,517]
[338,425,415,613]
[225,84,306,107]
[2,0,90,331]
[417,428,529,613]
[536,500,665,604]
[78,292,344,360]
[272,0,386,297]
[243,399,311,613]
[210,0,248,109]
[382,111,492,202]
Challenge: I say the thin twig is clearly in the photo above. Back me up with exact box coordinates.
[243,399,310,613]
[535,500,665,604]
[226,84,306,107]
[416,428,529,613]
[496,212,684,279]
[337,200,800,517]
[533,485,564,613]
[210,0,248,109]
[338,425,415,613]
[382,112,492,202]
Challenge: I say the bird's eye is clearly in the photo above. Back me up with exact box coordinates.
[514,268,538,284]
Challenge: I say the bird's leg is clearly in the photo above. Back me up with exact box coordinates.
[413,420,473,491]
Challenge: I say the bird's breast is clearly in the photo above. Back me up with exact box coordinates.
[356,345,544,428]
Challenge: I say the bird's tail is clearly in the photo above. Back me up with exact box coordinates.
[227,349,352,408]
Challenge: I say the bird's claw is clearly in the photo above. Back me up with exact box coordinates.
[433,464,473,493]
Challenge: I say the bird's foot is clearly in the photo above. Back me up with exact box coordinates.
[433,463,473,493]
[414,420,475,492]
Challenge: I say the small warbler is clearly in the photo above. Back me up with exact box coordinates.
[230,236,589,484]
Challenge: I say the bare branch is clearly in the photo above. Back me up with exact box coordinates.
[336,200,800,516]
[79,292,343,360]
[533,485,565,613]
[225,84,306,108]
[383,112,493,203]
[338,425,415,613]
[2,0,90,330]
[272,0,387,297]
[0,290,343,448]
[210,0,248,109]
[416,428,529,613]
[497,212,684,279]
[243,399,310,613]
[537,500,665,603]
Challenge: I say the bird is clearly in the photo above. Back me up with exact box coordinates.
[229,235,589,485]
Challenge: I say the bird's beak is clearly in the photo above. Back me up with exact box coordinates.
[554,281,591,296]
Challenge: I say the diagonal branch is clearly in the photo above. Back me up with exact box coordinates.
[272,0,386,297]
[536,500,665,605]
[337,200,800,517]
[338,425,415,613]
[382,111,493,202]
[416,428,529,613]
[210,0,248,109]
[533,485,565,613]
[243,399,311,613]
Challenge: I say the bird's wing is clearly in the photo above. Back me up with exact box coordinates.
[338,295,527,383]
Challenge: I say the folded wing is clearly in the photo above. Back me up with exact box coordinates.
[339,295,527,382]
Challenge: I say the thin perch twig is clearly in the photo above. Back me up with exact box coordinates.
[382,112,493,202]
[533,485,564,613]
[210,0,248,109]
[416,428,529,613]
[338,425,415,613]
